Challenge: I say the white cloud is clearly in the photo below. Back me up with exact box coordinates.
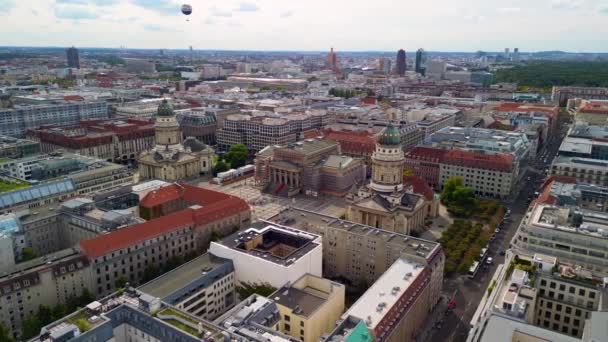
[210,6,232,17]
[551,0,582,10]
[497,7,521,14]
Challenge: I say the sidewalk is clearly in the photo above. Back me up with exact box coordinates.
[416,294,451,342]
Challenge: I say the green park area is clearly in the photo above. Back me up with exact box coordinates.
[439,177,506,275]
[494,61,608,89]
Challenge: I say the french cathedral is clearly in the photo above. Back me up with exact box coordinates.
[138,100,214,182]
[346,123,438,235]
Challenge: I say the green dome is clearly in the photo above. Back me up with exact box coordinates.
[379,123,401,146]
[157,99,174,117]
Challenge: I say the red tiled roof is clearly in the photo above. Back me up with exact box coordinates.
[494,102,559,116]
[443,150,514,172]
[539,175,577,190]
[80,183,250,258]
[323,129,377,154]
[579,103,608,115]
[80,209,196,258]
[139,184,183,208]
[403,175,434,200]
[405,146,448,162]
[63,95,84,101]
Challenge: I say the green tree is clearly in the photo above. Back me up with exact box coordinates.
[212,159,230,176]
[37,305,53,326]
[0,322,14,342]
[76,319,90,333]
[52,304,67,321]
[224,144,248,169]
[115,276,129,289]
[22,247,37,261]
[21,315,42,340]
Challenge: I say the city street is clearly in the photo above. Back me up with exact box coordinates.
[427,114,570,342]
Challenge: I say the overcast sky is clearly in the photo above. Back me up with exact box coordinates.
[1,0,607,52]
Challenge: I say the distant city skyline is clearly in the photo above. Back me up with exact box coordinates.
[1,0,608,52]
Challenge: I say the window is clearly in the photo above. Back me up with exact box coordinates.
[579,289,585,296]
[569,287,575,294]
[572,329,579,336]
[589,292,596,299]
[574,319,580,326]
[575,309,581,317]
[549,282,556,289]
[284,323,290,332]
[566,307,572,314]
[284,315,290,322]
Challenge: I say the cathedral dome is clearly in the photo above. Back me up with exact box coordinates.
[157,99,174,117]
[379,123,401,146]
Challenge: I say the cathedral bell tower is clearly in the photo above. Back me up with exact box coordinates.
[370,123,405,193]
[154,99,182,148]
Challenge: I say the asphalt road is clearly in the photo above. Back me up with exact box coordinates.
[427,115,570,342]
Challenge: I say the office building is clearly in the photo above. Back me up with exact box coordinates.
[208,223,323,288]
[574,100,608,125]
[124,58,156,73]
[328,47,338,73]
[271,274,345,342]
[80,182,250,296]
[0,135,40,159]
[396,49,406,76]
[0,178,76,216]
[0,101,108,137]
[426,60,447,80]
[177,109,218,145]
[138,100,215,181]
[139,253,236,321]
[415,48,426,75]
[254,138,366,197]
[404,146,448,190]
[270,207,444,308]
[511,177,608,275]
[217,111,333,152]
[559,124,608,161]
[415,112,456,138]
[346,124,439,234]
[343,257,435,342]
[66,47,80,69]
[28,118,155,164]
[552,87,608,107]
[468,252,608,342]
[215,294,301,341]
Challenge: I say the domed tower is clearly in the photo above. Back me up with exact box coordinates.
[370,123,405,193]
[154,99,182,147]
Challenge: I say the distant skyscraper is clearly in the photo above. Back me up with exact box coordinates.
[504,48,510,59]
[327,47,338,72]
[415,48,426,75]
[396,49,406,76]
[66,47,80,69]
[513,48,520,62]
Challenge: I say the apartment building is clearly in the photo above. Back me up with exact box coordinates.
[271,274,345,342]
[343,258,434,342]
[270,208,444,311]
[511,178,608,275]
[27,118,155,164]
[139,253,236,321]
[574,100,608,125]
[209,223,323,288]
[550,156,608,187]
[404,146,448,190]
[0,248,92,338]
[79,183,250,297]
[415,112,456,138]
[0,101,108,137]
[400,123,426,151]
[32,289,227,342]
[561,124,608,161]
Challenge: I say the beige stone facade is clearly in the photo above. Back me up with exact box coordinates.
[138,101,214,182]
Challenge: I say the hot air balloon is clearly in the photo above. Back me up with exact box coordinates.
[181,4,192,16]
